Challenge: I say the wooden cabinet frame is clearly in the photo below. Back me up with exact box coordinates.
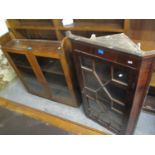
[69,34,155,134]
[0,33,80,107]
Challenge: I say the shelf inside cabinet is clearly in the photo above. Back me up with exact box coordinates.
[36,57,64,76]
[3,39,64,76]
[13,29,58,40]
[16,60,64,76]
[8,52,64,76]
[44,73,69,92]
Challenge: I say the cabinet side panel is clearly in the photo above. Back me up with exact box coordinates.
[126,58,154,134]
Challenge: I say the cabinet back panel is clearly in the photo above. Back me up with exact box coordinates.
[14,29,57,40]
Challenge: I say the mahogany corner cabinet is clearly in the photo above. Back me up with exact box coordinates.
[68,32,155,134]
[0,32,80,107]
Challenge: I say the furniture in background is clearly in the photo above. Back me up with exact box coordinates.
[69,32,155,134]
[0,33,80,107]
[127,20,155,113]
[6,19,129,40]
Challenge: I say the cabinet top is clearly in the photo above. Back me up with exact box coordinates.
[67,32,155,57]
[2,39,62,53]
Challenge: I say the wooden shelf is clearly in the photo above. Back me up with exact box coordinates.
[58,23,124,32]
[15,59,64,76]
[9,25,56,30]
[57,19,124,32]
[6,19,127,41]
[8,23,123,32]
[7,19,56,30]
[40,61,64,76]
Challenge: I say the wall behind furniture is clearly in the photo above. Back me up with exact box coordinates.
[0,19,16,90]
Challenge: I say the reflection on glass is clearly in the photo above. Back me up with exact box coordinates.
[113,67,129,84]
[82,69,100,90]
[95,60,111,84]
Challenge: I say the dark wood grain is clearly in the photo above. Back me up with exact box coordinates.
[0,33,80,107]
[70,37,155,134]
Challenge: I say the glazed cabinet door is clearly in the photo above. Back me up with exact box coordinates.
[34,55,76,106]
[73,52,137,134]
[6,52,47,97]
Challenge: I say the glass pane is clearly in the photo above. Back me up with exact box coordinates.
[18,67,44,94]
[87,97,103,118]
[8,52,30,67]
[8,53,44,95]
[36,57,63,75]
[98,109,123,132]
[36,56,72,103]
[86,96,123,132]
[82,69,101,90]
[106,83,127,103]
[80,56,93,69]
[95,60,111,84]
[112,101,126,115]
[113,67,129,84]
[96,87,111,103]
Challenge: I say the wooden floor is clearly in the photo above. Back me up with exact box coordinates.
[0,97,106,135]
[0,94,154,135]
[0,106,71,135]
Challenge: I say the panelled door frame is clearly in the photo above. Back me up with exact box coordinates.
[3,47,79,106]
[3,49,50,98]
[32,50,79,106]
[72,50,138,134]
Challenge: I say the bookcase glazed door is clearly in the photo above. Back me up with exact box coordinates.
[35,55,77,106]
[73,52,136,134]
[6,52,47,98]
